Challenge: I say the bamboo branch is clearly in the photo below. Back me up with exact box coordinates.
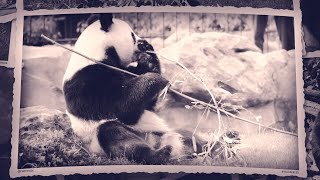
[153,52,222,136]
[148,51,299,138]
[41,35,138,77]
[40,34,298,137]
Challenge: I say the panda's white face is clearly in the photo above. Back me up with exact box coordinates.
[79,18,140,65]
[63,16,141,82]
[102,18,140,65]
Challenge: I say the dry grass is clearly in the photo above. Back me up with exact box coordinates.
[18,107,135,169]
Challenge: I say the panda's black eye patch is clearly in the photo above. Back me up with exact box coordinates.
[131,32,136,44]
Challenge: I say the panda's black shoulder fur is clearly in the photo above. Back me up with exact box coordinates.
[63,62,168,124]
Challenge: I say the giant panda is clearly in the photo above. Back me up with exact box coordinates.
[62,13,196,165]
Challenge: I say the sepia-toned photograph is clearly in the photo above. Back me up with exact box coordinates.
[0,66,14,180]
[304,57,320,177]
[301,0,320,56]
[0,21,11,62]
[0,0,16,16]
[11,10,304,177]
[0,18,16,67]
[22,0,294,10]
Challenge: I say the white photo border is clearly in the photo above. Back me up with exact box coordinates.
[9,0,307,178]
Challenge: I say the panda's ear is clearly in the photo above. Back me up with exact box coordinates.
[100,13,113,32]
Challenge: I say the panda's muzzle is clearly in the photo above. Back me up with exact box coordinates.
[137,39,154,52]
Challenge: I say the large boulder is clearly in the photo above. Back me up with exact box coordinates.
[159,32,296,108]
[21,46,71,111]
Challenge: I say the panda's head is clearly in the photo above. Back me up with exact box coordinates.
[63,13,153,82]
[97,13,153,65]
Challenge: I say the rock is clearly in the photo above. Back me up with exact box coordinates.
[21,49,70,111]
[158,32,296,108]
[19,106,77,168]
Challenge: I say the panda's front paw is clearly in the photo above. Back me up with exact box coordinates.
[136,52,160,73]
[154,145,172,164]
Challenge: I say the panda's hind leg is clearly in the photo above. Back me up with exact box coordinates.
[97,120,172,165]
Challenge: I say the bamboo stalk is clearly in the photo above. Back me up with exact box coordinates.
[40,34,298,137]
[41,35,138,77]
